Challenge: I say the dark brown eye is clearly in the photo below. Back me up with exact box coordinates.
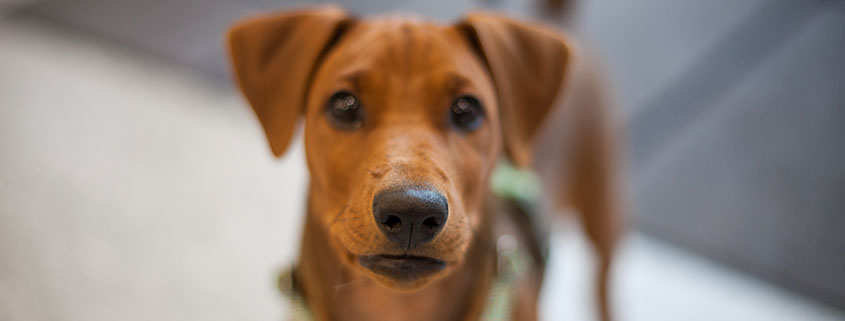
[450,96,484,132]
[326,91,363,129]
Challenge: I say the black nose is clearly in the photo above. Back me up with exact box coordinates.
[372,187,448,249]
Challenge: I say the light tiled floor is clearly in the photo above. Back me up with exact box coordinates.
[0,16,842,321]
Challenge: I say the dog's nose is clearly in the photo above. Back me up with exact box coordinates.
[372,187,448,249]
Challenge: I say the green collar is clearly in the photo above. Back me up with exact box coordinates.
[278,235,531,321]
[490,161,541,206]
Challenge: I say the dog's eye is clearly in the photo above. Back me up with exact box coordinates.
[326,91,363,129]
[450,96,484,132]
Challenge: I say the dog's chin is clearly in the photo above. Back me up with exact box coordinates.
[357,254,448,290]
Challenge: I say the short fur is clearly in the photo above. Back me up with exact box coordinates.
[227,6,623,321]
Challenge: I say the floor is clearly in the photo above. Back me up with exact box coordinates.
[1,15,843,321]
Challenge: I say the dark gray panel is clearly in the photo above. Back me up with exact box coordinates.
[16,0,418,79]
[630,0,828,169]
[572,0,770,114]
[18,0,262,79]
[635,3,845,307]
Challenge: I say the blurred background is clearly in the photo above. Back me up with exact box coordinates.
[1,0,843,320]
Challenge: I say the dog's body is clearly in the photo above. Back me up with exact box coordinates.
[228,7,622,321]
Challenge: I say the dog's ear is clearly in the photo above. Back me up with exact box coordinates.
[457,13,571,167]
[227,7,350,157]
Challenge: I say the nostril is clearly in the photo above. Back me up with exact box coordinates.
[382,215,402,232]
[422,217,441,230]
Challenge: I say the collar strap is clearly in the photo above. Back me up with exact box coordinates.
[278,267,314,321]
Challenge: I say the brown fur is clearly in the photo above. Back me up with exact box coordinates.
[228,6,623,321]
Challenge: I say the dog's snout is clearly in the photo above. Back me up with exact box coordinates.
[372,187,448,249]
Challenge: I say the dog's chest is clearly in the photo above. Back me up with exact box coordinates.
[333,274,478,321]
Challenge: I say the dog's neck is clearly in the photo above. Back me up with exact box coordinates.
[296,187,497,321]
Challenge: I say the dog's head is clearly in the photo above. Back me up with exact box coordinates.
[228,6,569,290]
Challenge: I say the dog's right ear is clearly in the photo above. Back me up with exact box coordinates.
[227,7,350,157]
[456,13,571,168]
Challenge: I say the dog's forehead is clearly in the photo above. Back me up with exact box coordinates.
[313,18,491,100]
[325,18,479,75]
[347,17,452,50]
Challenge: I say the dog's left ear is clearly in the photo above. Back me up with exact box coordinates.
[227,6,350,157]
[457,13,571,167]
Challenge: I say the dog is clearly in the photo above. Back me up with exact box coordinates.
[227,6,623,321]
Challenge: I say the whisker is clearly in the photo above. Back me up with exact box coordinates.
[330,205,351,226]
[334,276,368,292]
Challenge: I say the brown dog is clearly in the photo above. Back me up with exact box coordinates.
[227,6,622,321]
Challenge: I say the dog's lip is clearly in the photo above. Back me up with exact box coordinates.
[358,254,446,282]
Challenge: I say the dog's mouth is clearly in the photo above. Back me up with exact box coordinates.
[358,254,446,282]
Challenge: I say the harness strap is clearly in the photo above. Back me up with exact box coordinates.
[480,234,532,321]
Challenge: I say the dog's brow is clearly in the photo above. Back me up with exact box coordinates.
[443,72,472,95]
[337,70,368,92]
